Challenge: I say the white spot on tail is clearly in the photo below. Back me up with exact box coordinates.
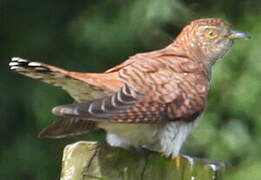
[12,57,29,63]
[10,66,25,71]
[9,62,19,66]
[28,62,42,67]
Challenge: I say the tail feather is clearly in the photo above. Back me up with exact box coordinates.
[9,57,105,102]
[38,117,96,138]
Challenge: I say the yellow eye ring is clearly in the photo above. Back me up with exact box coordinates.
[206,30,218,39]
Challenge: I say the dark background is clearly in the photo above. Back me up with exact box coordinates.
[1,0,261,179]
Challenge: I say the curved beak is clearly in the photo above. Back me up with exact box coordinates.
[228,30,251,40]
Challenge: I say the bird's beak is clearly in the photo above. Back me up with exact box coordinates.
[228,30,251,40]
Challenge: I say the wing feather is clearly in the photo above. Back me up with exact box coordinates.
[52,85,140,119]
[52,84,203,123]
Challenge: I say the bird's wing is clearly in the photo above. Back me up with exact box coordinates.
[52,85,202,123]
[53,57,206,123]
[9,57,106,102]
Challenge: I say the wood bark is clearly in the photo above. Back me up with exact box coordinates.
[61,141,225,180]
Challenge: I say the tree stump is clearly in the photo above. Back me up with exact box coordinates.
[60,141,225,180]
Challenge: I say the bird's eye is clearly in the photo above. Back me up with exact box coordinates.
[206,30,218,39]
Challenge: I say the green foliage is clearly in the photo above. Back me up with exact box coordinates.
[1,0,261,179]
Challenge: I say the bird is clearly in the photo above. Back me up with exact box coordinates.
[9,18,250,158]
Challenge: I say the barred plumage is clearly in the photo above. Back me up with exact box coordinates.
[9,18,250,157]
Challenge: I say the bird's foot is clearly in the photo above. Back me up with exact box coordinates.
[159,152,181,167]
[174,156,181,168]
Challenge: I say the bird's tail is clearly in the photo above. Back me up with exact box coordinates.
[9,57,122,101]
[38,117,97,138]
[9,57,123,138]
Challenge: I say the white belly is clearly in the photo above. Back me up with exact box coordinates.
[97,121,197,158]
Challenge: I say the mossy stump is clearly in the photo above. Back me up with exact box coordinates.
[60,141,225,180]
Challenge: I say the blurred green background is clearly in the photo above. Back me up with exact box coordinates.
[1,0,261,179]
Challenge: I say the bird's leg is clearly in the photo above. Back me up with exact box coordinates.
[159,152,181,168]
[174,155,181,168]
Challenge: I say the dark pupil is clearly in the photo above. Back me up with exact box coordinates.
[209,32,215,36]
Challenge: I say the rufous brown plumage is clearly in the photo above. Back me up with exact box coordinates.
[9,18,250,157]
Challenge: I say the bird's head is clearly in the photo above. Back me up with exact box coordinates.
[174,18,251,68]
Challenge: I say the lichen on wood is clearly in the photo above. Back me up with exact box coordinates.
[60,141,225,180]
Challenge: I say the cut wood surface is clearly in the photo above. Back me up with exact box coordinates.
[61,141,225,180]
